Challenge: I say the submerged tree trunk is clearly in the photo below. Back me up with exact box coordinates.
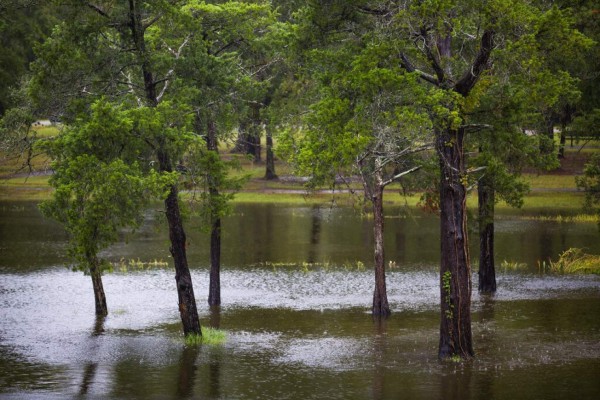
[478,175,496,293]
[89,256,108,316]
[437,127,474,360]
[207,119,222,307]
[372,183,390,316]
[264,125,277,180]
[129,0,201,336]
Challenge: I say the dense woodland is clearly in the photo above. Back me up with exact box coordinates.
[1,0,599,361]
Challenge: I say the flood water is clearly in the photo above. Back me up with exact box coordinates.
[1,201,599,399]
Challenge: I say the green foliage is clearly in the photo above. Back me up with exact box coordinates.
[185,142,249,229]
[39,98,178,273]
[286,27,433,192]
[571,109,600,141]
[576,153,600,218]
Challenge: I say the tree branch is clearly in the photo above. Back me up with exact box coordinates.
[86,3,110,18]
[382,166,421,187]
[399,53,439,86]
[454,29,494,97]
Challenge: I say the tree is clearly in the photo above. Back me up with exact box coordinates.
[39,100,175,316]
[289,0,590,359]
[283,3,433,316]
[176,1,277,306]
[576,153,600,223]
[388,0,591,360]
[28,0,203,335]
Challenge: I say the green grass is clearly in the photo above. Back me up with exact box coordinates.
[522,174,577,190]
[31,125,61,138]
[544,248,600,275]
[184,327,227,346]
[500,260,529,271]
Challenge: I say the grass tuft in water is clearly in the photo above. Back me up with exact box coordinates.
[543,248,600,274]
[185,327,227,346]
[109,257,170,272]
[500,260,529,271]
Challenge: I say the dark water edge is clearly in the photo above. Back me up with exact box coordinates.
[1,201,599,399]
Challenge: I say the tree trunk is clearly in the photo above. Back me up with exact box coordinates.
[207,119,222,307]
[209,218,221,306]
[129,0,201,336]
[247,104,262,162]
[437,127,474,360]
[89,256,108,316]
[372,177,390,316]
[264,125,278,180]
[164,181,202,335]
[478,174,496,293]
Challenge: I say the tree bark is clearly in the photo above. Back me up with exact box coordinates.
[371,174,390,316]
[129,0,201,336]
[437,127,474,360]
[264,125,277,180]
[478,174,496,293]
[207,119,222,307]
[89,256,108,316]
[163,179,202,335]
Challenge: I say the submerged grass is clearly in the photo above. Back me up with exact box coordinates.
[500,260,529,271]
[185,327,227,346]
[109,258,170,272]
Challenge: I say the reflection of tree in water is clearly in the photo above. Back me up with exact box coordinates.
[177,306,222,398]
[475,295,496,400]
[78,315,106,396]
[307,206,322,264]
[440,366,472,400]
[176,345,200,399]
[371,316,387,400]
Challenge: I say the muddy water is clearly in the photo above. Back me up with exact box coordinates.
[1,202,599,399]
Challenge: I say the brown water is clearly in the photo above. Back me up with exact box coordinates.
[1,202,599,399]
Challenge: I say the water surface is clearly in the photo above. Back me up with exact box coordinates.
[1,202,599,399]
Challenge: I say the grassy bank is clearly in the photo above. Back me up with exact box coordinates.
[1,132,598,219]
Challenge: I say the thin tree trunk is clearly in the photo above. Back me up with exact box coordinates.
[248,104,261,162]
[437,127,474,360]
[207,119,222,307]
[163,180,202,335]
[209,218,221,306]
[372,174,390,316]
[478,174,496,293]
[558,128,566,159]
[264,125,278,180]
[129,0,201,336]
[89,256,108,316]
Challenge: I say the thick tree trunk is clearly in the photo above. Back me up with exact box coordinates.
[264,125,278,180]
[129,0,201,336]
[437,127,474,360]
[89,257,108,316]
[207,119,222,307]
[372,180,390,316]
[478,175,496,293]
